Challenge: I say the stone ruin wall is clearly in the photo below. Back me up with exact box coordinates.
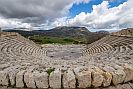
[0,32,20,37]
[0,32,133,89]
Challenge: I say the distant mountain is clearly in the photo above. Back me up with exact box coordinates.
[112,28,133,36]
[44,26,91,37]
[3,26,109,44]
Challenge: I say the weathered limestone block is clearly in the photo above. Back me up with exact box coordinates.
[74,67,91,88]
[91,67,104,87]
[3,66,20,86]
[107,86,116,89]
[0,64,10,69]
[26,66,35,72]
[7,87,18,89]
[103,66,126,85]
[121,84,132,89]
[111,64,124,70]
[0,70,9,86]
[24,71,36,88]
[63,69,76,88]
[102,72,112,87]
[33,71,49,88]
[98,65,112,86]
[115,84,123,89]
[16,70,26,88]
[112,69,126,85]
[129,82,133,89]
[114,83,132,89]
[49,69,61,88]
[123,64,133,82]
[0,86,2,89]
[0,86,8,89]
[8,69,20,86]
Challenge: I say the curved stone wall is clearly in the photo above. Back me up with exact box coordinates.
[1,82,133,89]
[0,32,133,89]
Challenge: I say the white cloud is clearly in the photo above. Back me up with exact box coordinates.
[0,0,91,19]
[74,0,91,4]
[0,17,31,29]
[52,0,133,29]
[0,0,91,29]
[0,0,132,30]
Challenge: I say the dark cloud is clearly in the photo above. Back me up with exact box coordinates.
[0,0,76,28]
[0,0,73,19]
[0,0,91,29]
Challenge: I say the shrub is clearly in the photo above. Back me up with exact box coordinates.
[46,68,55,75]
[63,38,74,42]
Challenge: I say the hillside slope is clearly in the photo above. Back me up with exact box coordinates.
[3,26,109,44]
[112,28,133,36]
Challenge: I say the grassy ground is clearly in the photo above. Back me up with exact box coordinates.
[28,35,86,44]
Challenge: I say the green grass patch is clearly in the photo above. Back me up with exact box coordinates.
[28,35,86,44]
[46,68,55,75]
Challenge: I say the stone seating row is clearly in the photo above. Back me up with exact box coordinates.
[88,35,132,48]
[85,35,133,55]
[0,64,133,89]
[0,36,46,59]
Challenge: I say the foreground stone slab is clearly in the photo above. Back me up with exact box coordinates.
[24,71,36,88]
[96,83,132,89]
[102,72,112,87]
[0,64,10,70]
[115,84,124,89]
[129,82,133,89]
[106,86,116,89]
[112,69,126,85]
[16,70,26,88]
[103,66,126,85]
[49,69,61,88]
[33,71,49,88]
[7,87,18,89]
[123,64,133,82]
[74,67,91,88]
[63,69,76,88]
[0,86,8,89]
[91,67,104,87]
[0,71,9,86]
[0,86,2,89]
[3,66,21,87]
[121,84,132,89]
[8,69,20,86]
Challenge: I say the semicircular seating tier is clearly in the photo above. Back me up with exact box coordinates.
[0,32,133,89]
[84,35,133,55]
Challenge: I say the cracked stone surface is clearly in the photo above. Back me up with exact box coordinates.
[63,69,76,88]
[33,71,49,88]
[49,69,61,88]
[16,70,26,88]
[74,67,92,88]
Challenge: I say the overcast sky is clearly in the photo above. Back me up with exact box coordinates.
[0,0,132,31]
